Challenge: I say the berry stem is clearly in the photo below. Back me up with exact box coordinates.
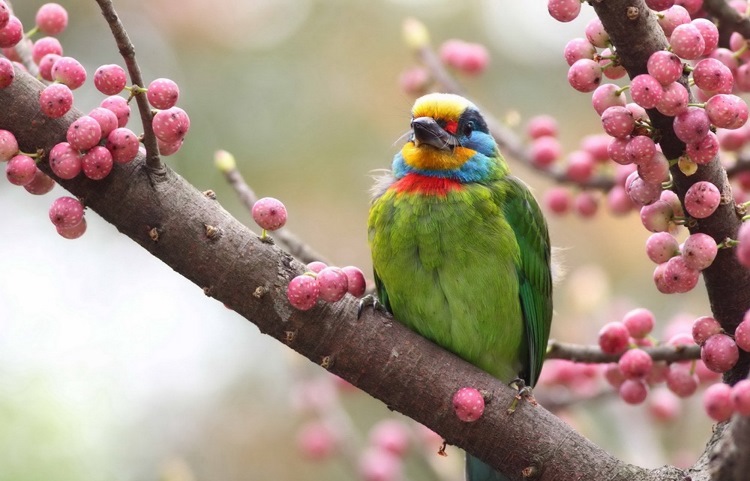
[93,0,163,172]
[717,238,740,249]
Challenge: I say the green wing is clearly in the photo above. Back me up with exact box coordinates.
[502,176,553,387]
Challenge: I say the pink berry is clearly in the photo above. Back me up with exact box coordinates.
[574,191,598,218]
[526,115,558,139]
[23,168,55,195]
[88,107,119,138]
[0,16,22,49]
[306,261,328,274]
[452,387,485,422]
[51,56,87,90]
[81,146,114,180]
[93,64,127,95]
[100,96,131,127]
[625,171,662,206]
[703,383,734,421]
[342,266,367,297]
[147,77,180,109]
[692,316,722,345]
[684,181,721,219]
[581,134,610,162]
[358,448,402,481]
[563,38,596,66]
[548,0,581,22]
[369,420,410,457]
[38,53,60,81]
[565,150,594,183]
[600,48,626,80]
[48,141,81,179]
[665,364,699,397]
[693,58,733,93]
[316,266,349,303]
[49,196,83,228]
[692,18,719,56]
[66,115,102,152]
[39,83,73,118]
[682,233,718,271]
[607,137,631,165]
[603,363,626,388]
[619,379,648,405]
[0,1,7,30]
[705,94,749,130]
[5,154,37,186]
[35,3,68,35]
[56,217,86,239]
[734,314,750,352]
[530,136,561,168]
[673,107,710,144]
[630,74,664,110]
[31,36,62,64]
[648,389,681,423]
[646,232,679,264]
[287,274,320,311]
[647,50,683,86]
[544,186,571,215]
[656,82,689,116]
[0,56,13,88]
[252,197,287,231]
[398,66,429,95]
[640,200,674,233]
[702,333,740,373]
[637,152,670,185]
[584,17,609,48]
[157,138,183,156]
[670,23,705,60]
[0,128,17,161]
[592,83,626,116]
[296,421,338,460]
[686,131,719,165]
[105,128,139,164]
[438,40,489,75]
[618,348,653,380]
[732,379,750,416]
[601,106,635,139]
[626,135,656,166]
[662,255,700,293]
[151,107,190,143]
[598,321,630,355]
[738,222,750,268]
[658,5,690,36]
[623,308,655,339]
[567,58,602,93]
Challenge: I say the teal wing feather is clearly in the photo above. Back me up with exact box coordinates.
[501,176,553,387]
[373,269,392,314]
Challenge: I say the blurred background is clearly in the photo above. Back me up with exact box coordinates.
[1,0,716,480]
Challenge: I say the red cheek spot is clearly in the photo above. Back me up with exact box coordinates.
[444,120,458,134]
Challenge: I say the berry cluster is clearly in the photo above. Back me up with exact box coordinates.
[1,2,188,239]
[287,263,367,311]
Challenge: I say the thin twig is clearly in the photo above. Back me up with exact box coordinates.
[546,339,701,363]
[222,166,331,266]
[94,0,162,171]
[414,43,616,191]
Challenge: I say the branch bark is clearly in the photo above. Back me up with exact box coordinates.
[1,68,685,481]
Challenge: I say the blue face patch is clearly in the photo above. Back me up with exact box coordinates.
[392,146,497,183]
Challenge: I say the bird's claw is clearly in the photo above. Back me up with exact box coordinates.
[357,294,387,319]
[507,378,537,414]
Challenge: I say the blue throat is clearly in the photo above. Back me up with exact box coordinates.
[392,150,496,183]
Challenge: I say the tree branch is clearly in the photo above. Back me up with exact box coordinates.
[546,340,701,363]
[1,68,689,481]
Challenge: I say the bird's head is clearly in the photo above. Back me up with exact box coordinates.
[394,93,505,182]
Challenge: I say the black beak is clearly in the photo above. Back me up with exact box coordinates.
[411,117,458,151]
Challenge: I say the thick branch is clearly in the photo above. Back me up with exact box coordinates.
[1,69,688,481]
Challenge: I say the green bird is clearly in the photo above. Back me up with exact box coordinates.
[367,93,553,481]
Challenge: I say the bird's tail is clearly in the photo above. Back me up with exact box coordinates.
[466,454,511,481]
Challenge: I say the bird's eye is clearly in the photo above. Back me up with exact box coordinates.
[464,121,475,136]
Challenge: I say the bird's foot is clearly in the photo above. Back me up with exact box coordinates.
[506,378,537,414]
[357,294,387,319]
